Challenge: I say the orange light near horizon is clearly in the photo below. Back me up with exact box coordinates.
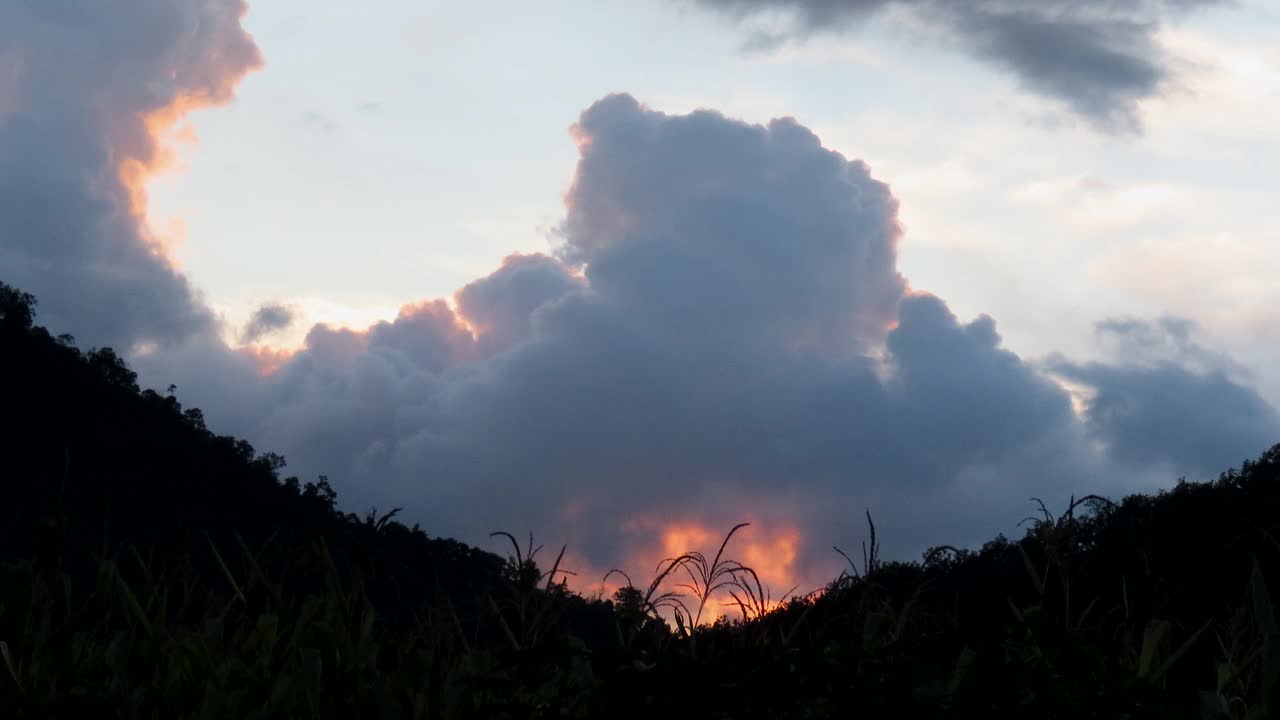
[609,519,808,626]
[658,523,716,561]
[739,527,801,593]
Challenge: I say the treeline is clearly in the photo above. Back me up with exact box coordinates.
[1,280,1279,718]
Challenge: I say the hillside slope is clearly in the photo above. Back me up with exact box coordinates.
[3,280,1280,718]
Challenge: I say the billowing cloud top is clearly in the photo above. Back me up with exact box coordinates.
[559,94,905,354]
[0,0,261,350]
[690,0,1228,130]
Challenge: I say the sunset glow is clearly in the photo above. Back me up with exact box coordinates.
[8,1,1280,712]
[243,345,296,377]
[118,59,261,264]
[8,0,1279,649]
[594,519,811,625]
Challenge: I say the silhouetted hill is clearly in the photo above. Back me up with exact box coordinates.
[738,451,1280,701]
[3,278,1280,718]
[0,281,611,645]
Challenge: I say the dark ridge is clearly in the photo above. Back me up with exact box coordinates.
[2,279,1278,718]
[0,280,615,650]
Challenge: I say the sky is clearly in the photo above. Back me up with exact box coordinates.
[3,0,1280,599]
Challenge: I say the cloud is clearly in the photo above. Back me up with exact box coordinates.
[688,0,1229,130]
[241,302,298,344]
[455,253,586,357]
[2,2,1268,592]
[1048,317,1280,479]
[1092,315,1251,378]
[134,94,1277,594]
[556,94,905,352]
[0,0,261,351]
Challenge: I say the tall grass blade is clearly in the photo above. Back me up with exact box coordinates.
[1138,620,1169,679]
[206,534,246,606]
[487,595,521,651]
[0,640,21,693]
[544,544,568,592]
[1151,619,1212,683]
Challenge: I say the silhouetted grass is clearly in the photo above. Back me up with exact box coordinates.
[5,280,1280,717]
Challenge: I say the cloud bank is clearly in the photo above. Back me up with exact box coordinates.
[3,3,1275,593]
[689,0,1228,130]
[139,95,1277,590]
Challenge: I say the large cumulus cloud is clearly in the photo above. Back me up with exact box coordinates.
[0,0,261,351]
[688,0,1229,130]
[139,95,1276,587]
[1,0,1272,589]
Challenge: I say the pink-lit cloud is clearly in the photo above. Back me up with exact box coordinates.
[0,0,261,351]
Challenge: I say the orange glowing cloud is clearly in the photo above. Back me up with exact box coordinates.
[399,298,476,339]
[115,2,263,265]
[737,526,802,594]
[603,517,809,626]
[242,345,297,377]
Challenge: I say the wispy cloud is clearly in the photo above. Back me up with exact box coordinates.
[241,302,298,344]
[686,0,1231,131]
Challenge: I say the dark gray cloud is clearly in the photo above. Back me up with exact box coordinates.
[0,0,261,351]
[455,253,587,357]
[1048,318,1280,480]
[557,94,905,354]
[689,0,1228,130]
[241,303,298,344]
[137,94,1274,589]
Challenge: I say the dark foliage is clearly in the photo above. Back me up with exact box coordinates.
[1,279,1279,718]
[0,282,618,653]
